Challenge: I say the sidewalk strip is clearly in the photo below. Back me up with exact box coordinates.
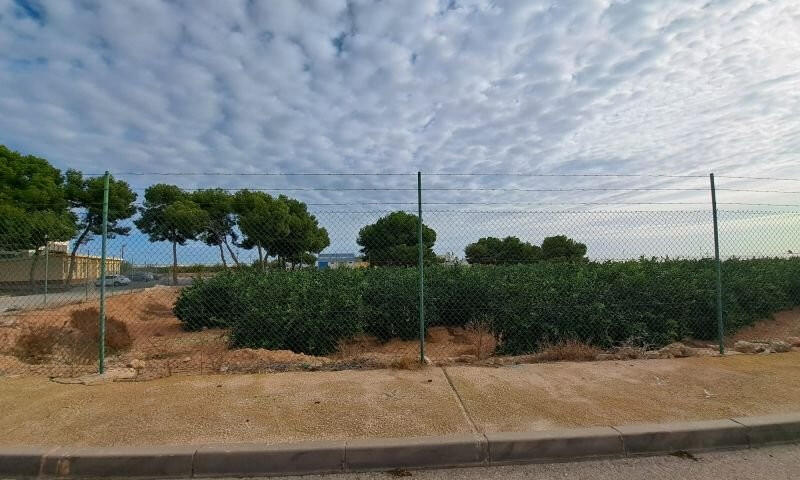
[2,414,800,478]
[441,366,479,434]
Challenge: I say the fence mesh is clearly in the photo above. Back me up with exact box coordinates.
[1,175,799,379]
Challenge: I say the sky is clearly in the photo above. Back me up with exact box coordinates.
[1,0,800,263]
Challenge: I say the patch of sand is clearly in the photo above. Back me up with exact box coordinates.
[1,353,799,447]
[447,352,800,433]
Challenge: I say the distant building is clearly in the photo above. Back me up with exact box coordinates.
[0,242,121,285]
[316,253,368,270]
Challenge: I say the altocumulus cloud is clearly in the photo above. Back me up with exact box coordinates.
[1,0,799,207]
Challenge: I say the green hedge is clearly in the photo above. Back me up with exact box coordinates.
[173,258,800,355]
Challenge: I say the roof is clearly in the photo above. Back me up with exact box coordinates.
[317,253,359,262]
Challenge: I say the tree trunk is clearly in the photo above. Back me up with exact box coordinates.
[257,243,264,271]
[222,236,240,266]
[28,248,41,288]
[64,225,91,287]
[172,239,178,286]
[218,242,227,268]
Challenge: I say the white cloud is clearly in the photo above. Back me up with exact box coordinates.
[1,0,799,213]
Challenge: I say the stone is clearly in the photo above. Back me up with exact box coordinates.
[785,337,800,347]
[596,353,615,361]
[454,354,478,363]
[129,359,146,372]
[769,340,791,353]
[644,351,664,360]
[733,340,768,354]
[51,368,137,385]
[658,342,694,358]
[614,346,642,360]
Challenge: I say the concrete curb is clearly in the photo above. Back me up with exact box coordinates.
[2,413,799,478]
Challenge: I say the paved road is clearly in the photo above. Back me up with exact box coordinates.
[0,279,191,313]
[260,444,800,480]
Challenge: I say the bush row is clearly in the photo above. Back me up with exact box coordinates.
[173,258,800,355]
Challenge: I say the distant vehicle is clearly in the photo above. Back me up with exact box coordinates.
[95,275,131,287]
[128,272,155,282]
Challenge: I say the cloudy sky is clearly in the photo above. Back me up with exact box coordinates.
[2,0,800,260]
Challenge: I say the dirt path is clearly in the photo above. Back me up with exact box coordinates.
[1,352,799,447]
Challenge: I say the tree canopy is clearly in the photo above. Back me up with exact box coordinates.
[0,145,77,285]
[232,191,329,267]
[191,189,240,266]
[540,235,587,261]
[356,211,436,266]
[464,234,587,264]
[464,236,541,265]
[134,184,209,284]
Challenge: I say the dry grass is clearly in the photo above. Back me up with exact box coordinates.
[534,340,601,362]
[464,318,497,359]
[69,308,133,354]
[388,355,424,370]
[335,334,380,359]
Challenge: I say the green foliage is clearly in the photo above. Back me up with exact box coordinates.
[0,146,76,285]
[173,271,249,330]
[163,199,210,239]
[134,184,196,244]
[65,170,137,238]
[0,145,70,213]
[191,189,239,264]
[0,145,77,249]
[540,235,587,261]
[135,185,208,245]
[176,268,364,354]
[0,204,76,251]
[232,190,329,266]
[174,258,800,356]
[134,184,209,285]
[464,236,541,264]
[357,211,436,266]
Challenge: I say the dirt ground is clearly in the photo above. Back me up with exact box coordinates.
[0,287,798,378]
[0,286,496,378]
[1,352,799,447]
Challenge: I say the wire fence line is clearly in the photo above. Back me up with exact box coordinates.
[1,172,799,379]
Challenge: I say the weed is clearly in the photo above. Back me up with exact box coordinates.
[534,340,601,362]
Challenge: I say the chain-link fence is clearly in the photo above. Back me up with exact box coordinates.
[2,173,799,379]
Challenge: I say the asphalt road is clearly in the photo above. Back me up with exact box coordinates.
[0,279,190,313]
[259,444,800,480]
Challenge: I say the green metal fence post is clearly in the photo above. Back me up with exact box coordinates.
[98,171,110,374]
[43,233,48,305]
[417,171,425,364]
[710,173,725,354]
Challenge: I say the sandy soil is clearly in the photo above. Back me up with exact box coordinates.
[0,287,797,378]
[447,352,800,433]
[731,308,800,343]
[1,352,799,447]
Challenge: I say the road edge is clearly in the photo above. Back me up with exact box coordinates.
[1,413,798,478]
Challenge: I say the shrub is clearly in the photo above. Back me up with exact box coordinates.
[227,268,365,355]
[173,271,251,330]
[172,258,800,356]
[533,340,601,362]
